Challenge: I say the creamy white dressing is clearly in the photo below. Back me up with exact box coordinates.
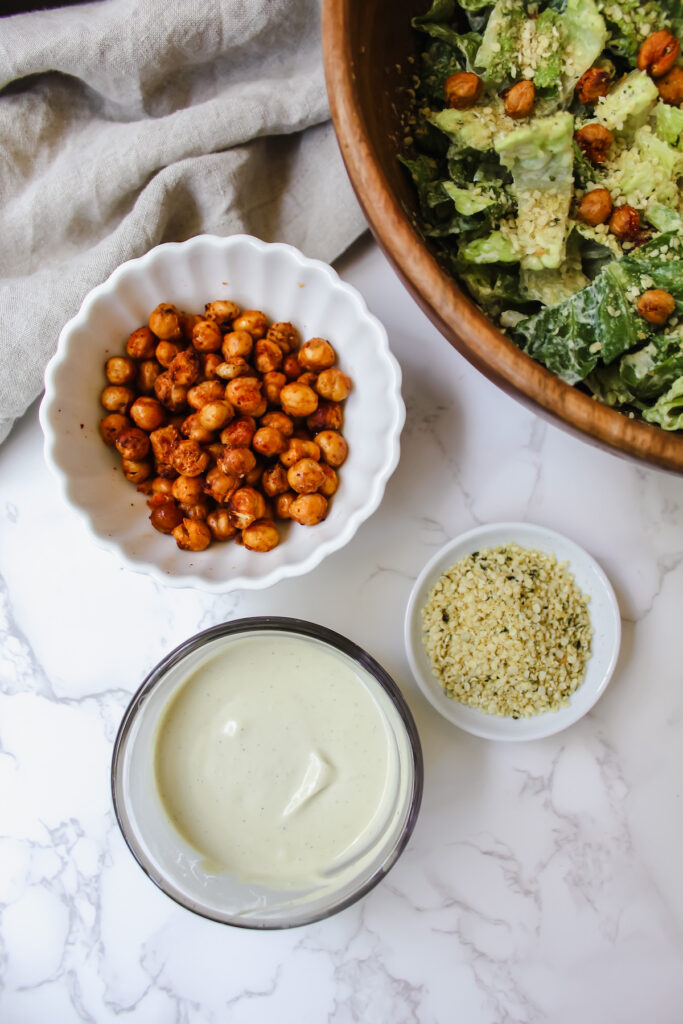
[153,634,403,890]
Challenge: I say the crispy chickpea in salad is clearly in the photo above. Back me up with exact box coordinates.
[99,302,352,552]
[402,0,683,428]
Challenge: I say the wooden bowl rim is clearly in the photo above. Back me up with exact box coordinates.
[322,0,683,473]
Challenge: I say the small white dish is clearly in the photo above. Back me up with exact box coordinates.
[404,522,621,741]
[39,234,404,591]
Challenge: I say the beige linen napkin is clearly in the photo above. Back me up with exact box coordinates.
[0,0,366,444]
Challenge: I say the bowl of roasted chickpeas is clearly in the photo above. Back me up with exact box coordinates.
[40,234,404,590]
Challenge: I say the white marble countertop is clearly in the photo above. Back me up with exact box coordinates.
[2,233,683,1023]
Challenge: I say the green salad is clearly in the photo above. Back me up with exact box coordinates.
[402,0,683,428]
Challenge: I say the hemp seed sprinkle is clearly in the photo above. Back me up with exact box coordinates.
[421,543,593,718]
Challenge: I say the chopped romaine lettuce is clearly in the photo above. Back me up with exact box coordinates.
[459,230,520,262]
[619,329,683,400]
[520,234,589,305]
[655,102,683,149]
[475,0,526,83]
[602,125,683,209]
[645,204,683,233]
[643,376,683,429]
[596,0,671,62]
[559,0,607,98]
[494,112,574,269]
[430,104,512,152]
[591,71,659,138]
[442,181,502,215]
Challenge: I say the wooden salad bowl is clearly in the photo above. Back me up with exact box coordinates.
[321,0,683,473]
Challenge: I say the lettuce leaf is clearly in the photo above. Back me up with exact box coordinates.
[619,330,683,400]
[643,375,683,429]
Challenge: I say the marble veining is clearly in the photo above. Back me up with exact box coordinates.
[1,235,682,1022]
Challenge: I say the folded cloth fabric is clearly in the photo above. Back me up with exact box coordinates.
[0,0,367,444]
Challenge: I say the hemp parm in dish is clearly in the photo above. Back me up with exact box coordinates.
[421,543,593,717]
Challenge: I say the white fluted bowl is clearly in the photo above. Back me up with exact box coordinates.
[40,235,404,591]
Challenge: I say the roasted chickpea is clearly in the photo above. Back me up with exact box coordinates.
[181,412,214,443]
[245,457,265,487]
[172,475,205,504]
[252,426,288,458]
[155,340,183,368]
[172,518,211,551]
[266,321,299,353]
[280,382,318,418]
[657,66,683,105]
[609,204,640,241]
[225,376,263,414]
[576,187,613,226]
[298,337,336,371]
[242,518,280,552]
[316,430,348,467]
[262,370,287,405]
[204,299,240,329]
[444,71,483,110]
[99,412,130,445]
[218,446,257,479]
[126,326,157,360]
[637,29,680,78]
[575,67,611,104]
[280,438,321,467]
[306,400,344,434]
[206,508,238,541]
[148,495,184,534]
[198,399,234,432]
[221,330,254,361]
[232,309,268,338]
[149,303,183,341]
[287,458,326,494]
[154,373,188,412]
[179,498,210,521]
[504,80,535,119]
[137,359,162,394]
[149,425,179,473]
[318,464,338,498]
[179,311,202,341]
[150,476,174,495]
[168,347,201,387]
[191,319,223,353]
[261,411,294,436]
[216,357,252,381]
[204,466,238,504]
[220,415,256,449]
[130,396,165,432]
[204,441,225,465]
[297,371,318,389]
[261,463,289,497]
[101,385,136,414]
[637,289,676,325]
[289,493,328,526]
[228,487,267,529]
[121,458,152,484]
[574,123,614,163]
[172,439,209,477]
[282,353,302,380]
[274,491,297,519]
[201,352,223,379]
[187,380,225,409]
[315,368,352,402]
[254,339,284,374]
[105,356,137,385]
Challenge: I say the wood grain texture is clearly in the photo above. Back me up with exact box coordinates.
[321,0,683,473]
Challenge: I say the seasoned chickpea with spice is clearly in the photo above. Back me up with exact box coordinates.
[637,30,680,78]
[656,66,683,105]
[242,519,280,553]
[609,204,640,241]
[575,67,611,104]
[172,518,211,551]
[444,71,483,110]
[637,289,676,325]
[290,493,328,526]
[100,298,352,553]
[574,123,613,163]
[576,188,612,226]
[149,303,183,341]
[280,382,318,417]
[504,80,535,119]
